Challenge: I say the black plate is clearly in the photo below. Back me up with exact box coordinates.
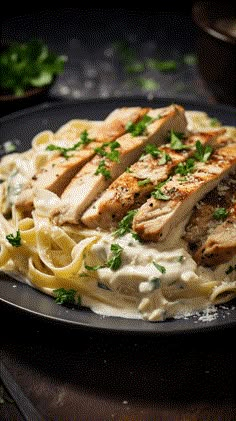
[0,97,236,335]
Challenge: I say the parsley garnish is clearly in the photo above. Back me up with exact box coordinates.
[147,58,177,72]
[153,262,166,274]
[225,265,236,275]
[175,158,195,176]
[85,244,123,271]
[151,182,170,201]
[150,278,161,290]
[94,141,120,162]
[46,130,93,158]
[177,255,184,262]
[85,264,106,271]
[126,166,133,173]
[126,114,155,137]
[114,210,138,238]
[213,208,228,221]
[170,130,189,150]
[107,244,123,271]
[137,178,151,187]
[210,117,221,127]
[53,288,80,306]
[144,144,161,158]
[194,140,213,162]
[94,160,111,179]
[158,151,171,165]
[6,230,21,247]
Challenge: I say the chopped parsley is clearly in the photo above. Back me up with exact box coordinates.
[213,207,228,221]
[126,166,133,173]
[107,244,123,271]
[210,117,221,127]
[46,130,93,158]
[177,255,184,263]
[114,210,138,238]
[153,262,166,274]
[158,151,171,165]
[53,288,80,306]
[169,130,189,151]
[151,184,170,201]
[147,58,178,72]
[85,244,123,271]
[6,230,21,247]
[144,144,161,158]
[94,160,111,179]
[137,178,151,186]
[175,158,195,176]
[0,39,66,96]
[150,278,161,290]
[94,140,120,162]
[194,140,213,162]
[126,114,155,137]
[225,265,236,275]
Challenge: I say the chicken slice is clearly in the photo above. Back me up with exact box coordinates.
[184,175,236,266]
[52,104,187,225]
[133,145,236,242]
[15,107,148,214]
[81,129,224,229]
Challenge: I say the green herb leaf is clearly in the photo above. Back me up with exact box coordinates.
[0,40,66,95]
[107,244,123,271]
[114,210,138,237]
[183,54,197,66]
[126,114,155,137]
[151,186,170,201]
[158,151,171,165]
[137,178,151,186]
[150,278,161,290]
[213,207,228,221]
[153,262,166,274]
[170,130,189,150]
[177,255,184,262]
[46,130,93,158]
[94,160,111,179]
[175,158,195,176]
[194,140,213,162]
[53,288,80,306]
[125,166,133,173]
[85,264,105,271]
[125,61,145,74]
[6,230,21,247]
[144,144,161,158]
[95,140,120,162]
[147,58,178,72]
[210,117,221,127]
[136,77,160,91]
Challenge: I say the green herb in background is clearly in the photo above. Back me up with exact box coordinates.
[0,39,66,96]
[183,54,197,66]
[136,77,160,92]
[147,58,178,72]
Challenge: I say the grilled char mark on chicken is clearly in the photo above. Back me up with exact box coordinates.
[81,129,224,229]
[184,175,236,266]
[15,107,149,214]
[132,144,236,242]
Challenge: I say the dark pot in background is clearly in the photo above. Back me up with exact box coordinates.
[193,1,236,106]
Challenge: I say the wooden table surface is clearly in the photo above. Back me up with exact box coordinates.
[0,302,235,420]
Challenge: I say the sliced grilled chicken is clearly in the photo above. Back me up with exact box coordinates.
[15,107,148,213]
[184,175,236,266]
[52,105,187,225]
[133,144,236,242]
[81,129,224,229]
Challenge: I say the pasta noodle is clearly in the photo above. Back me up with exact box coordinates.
[0,113,236,322]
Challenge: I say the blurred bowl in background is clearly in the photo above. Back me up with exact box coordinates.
[193,1,236,106]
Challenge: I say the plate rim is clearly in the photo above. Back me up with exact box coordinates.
[0,96,236,335]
